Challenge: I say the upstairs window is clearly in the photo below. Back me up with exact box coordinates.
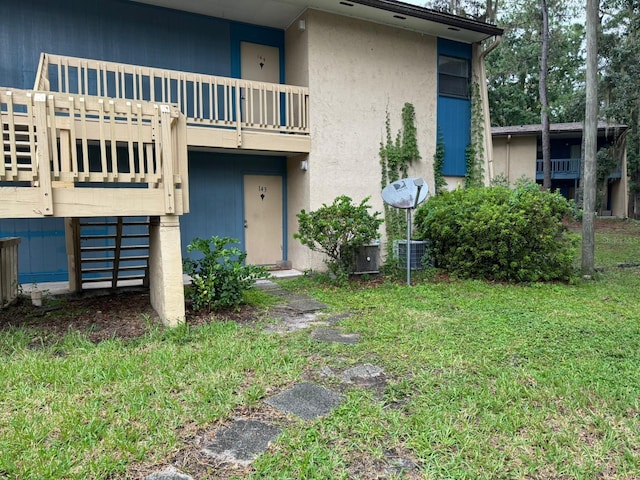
[438,56,470,99]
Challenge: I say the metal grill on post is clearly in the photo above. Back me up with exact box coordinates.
[381,178,428,286]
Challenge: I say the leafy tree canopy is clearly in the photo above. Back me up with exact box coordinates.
[486,0,585,127]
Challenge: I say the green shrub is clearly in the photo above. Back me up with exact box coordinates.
[294,196,383,280]
[183,236,269,311]
[414,182,578,282]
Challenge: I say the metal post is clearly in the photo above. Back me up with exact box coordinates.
[406,208,411,286]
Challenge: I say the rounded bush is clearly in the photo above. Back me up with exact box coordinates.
[414,182,578,282]
[294,195,383,279]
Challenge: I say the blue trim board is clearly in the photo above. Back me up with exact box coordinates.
[437,97,471,176]
[437,38,472,177]
[438,38,473,59]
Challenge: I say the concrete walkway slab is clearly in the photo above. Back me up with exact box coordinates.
[287,298,327,313]
[262,310,326,334]
[202,420,281,466]
[341,364,386,387]
[265,382,343,420]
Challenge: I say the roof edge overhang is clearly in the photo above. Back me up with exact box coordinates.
[492,122,628,137]
[128,0,503,44]
[348,0,503,38]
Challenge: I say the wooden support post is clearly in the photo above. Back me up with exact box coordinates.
[47,95,60,179]
[65,218,82,293]
[235,85,242,147]
[5,92,17,180]
[59,130,72,176]
[148,215,185,326]
[160,105,175,214]
[33,93,54,216]
[177,114,189,214]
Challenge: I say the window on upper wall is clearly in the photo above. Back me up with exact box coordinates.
[438,56,470,99]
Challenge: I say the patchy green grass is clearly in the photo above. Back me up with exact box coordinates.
[268,274,640,479]
[2,219,640,479]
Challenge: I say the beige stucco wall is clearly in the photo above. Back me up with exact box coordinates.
[609,142,628,217]
[492,135,537,184]
[285,9,439,271]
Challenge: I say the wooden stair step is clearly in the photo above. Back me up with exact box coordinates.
[82,274,146,284]
[80,255,149,263]
[80,244,149,252]
[79,221,149,227]
[82,265,148,274]
[81,233,149,240]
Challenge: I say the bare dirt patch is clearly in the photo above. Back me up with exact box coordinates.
[0,288,259,344]
[565,218,640,234]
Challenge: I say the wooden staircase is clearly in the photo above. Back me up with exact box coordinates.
[71,217,150,290]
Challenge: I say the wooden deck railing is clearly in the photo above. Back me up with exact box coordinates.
[1,87,188,218]
[536,158,581,179]
[0,237,20,308]
[35,53,310,147]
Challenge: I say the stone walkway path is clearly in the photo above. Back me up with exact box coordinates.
[144,280,414,479]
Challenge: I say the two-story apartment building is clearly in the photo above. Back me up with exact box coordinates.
[1,0,502,323]
[492,123,628,217]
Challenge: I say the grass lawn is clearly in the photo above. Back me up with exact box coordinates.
[2,220,640,479]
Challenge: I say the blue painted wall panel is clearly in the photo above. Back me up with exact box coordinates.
[1,0,231,88]
[181,153,287,260]
[0,218,67,284]
[438,97,471,176]
[437,39,472,177]
[1,0,285,90]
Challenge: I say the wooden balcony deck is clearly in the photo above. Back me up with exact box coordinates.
[1,88,188,219]
[36,53,310,154]
[536,158,581,180]
[535,158,623,181]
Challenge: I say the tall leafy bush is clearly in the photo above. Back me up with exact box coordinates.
[414,182,578,282]
[183,236,269,311]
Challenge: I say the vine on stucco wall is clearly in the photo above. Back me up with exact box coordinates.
[433,129,447,194]
[379,102,421,257]
[465,81,485,188]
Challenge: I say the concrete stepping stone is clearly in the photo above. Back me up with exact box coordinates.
[263,311,325,334]
[341,363,386,387]
[265,382,343,420]
[202,420,281,466]
[311,327,360,344]
[144,467,193,480]
[287,297,327,313]
[256,281,327,312]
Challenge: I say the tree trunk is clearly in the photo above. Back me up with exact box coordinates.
[540,0,552,190]
[582,0,599,275]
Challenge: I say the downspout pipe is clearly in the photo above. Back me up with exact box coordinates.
[478,35,502,183]
[506,134,512,182]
